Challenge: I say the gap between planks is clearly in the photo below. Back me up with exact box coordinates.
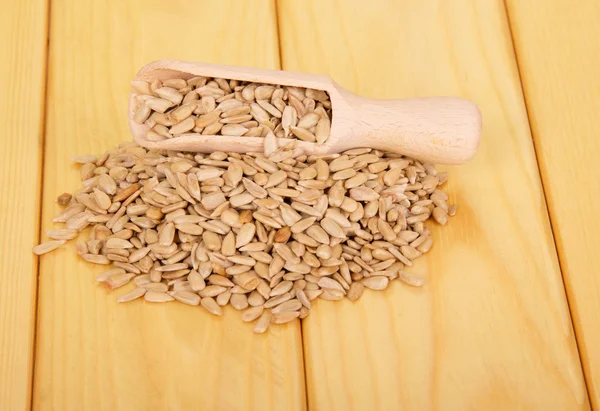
[0,0,50,410]
[30,0,54,409]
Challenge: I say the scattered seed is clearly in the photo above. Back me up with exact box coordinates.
[398,272,425,287]
[253,311,272,333]
[432,207,449,225]
[272,310,300,324]
[105,273,136,290]
[33,240,66,255]
[45,229,78,241]
[57,193,72,205]
[242,305,264,322]
[173,291,201,305]
[82,253,110,264]
[117,287,146,303]
[38,139,453,333]
[347,282,364,301]
[201,297,222,315]
[272,299,302,314]
[362,276,389,291]
[144,291,174,302]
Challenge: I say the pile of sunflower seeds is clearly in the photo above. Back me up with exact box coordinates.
[33,141,454,333]
[131,77,332,144]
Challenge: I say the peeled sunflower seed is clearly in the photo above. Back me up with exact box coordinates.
[134,78,333,144]
[37,141,453,334]
[144,291,175,302]
[117,287,147,303]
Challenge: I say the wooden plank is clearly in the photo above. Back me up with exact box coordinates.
[505,0,600,407]
[278,0,589,409]
[0,1,48,410]
[34,1,305,410]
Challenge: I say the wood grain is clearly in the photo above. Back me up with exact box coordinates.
[0,1,48,410]
[278,0,589,409]
[506,0,600,407]
[34,1,305,410]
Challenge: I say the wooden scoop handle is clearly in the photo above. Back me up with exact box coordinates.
[331,85,482,164]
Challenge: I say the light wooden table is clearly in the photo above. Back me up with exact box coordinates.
[1,0,598,410]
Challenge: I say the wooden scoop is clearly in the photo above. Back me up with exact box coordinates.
[129,60,482,164]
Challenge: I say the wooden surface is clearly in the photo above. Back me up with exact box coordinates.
[33,1,305,411]
[0,0,598,409]
[0,1,48,411]
[278,0,588,410]
[506,1,600,408]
